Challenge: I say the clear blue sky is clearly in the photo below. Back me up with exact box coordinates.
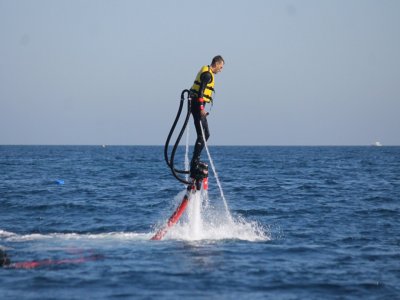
[1,0,399,145]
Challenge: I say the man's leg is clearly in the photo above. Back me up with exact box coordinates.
[191,115,210,173]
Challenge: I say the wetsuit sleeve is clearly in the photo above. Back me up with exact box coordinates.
[198,72,212,98]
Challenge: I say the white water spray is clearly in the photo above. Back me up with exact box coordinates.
[187,192,203,239]
[159,113,268,241]
[184,122,205,239]
[184,124,190,181]
[199,122,232,221]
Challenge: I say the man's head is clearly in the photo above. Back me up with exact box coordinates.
[0,249,11,267]
[210,55,224,74]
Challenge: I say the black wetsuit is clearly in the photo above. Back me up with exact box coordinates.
[190,71,212,168]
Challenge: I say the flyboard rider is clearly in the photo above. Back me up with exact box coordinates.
[189,55,224,178]
[150,56,224,240]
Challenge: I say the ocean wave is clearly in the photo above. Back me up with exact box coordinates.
[1,229,151,242]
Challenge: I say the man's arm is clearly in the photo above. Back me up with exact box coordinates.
[196,71,212,115]
[198,71,212,99]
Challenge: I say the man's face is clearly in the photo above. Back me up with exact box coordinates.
[213,62,224,74]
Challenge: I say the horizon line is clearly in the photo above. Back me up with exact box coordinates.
[0,144,397,147]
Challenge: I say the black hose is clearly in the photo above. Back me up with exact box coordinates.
[164,89,192,185]
[164,89,188,173]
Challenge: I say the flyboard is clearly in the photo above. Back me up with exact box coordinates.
[151,90,209,240]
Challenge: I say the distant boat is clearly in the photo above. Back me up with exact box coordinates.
[372,141,382,147]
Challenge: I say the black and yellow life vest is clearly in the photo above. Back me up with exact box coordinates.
[190,65,215,103]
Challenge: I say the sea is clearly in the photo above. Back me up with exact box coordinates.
[0,145,399,299]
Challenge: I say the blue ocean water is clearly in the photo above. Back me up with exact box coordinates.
[0,145,399,299]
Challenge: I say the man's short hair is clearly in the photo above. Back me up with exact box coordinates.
[211,55,224,66]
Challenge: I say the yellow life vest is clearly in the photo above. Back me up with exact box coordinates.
[190,65,215,103]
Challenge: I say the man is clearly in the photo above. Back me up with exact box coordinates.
[189,55,224,178]
[0,249,10,267]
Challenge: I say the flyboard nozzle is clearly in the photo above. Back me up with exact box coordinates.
[190,161,208,190]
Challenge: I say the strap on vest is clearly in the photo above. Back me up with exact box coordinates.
[189,89,213,103]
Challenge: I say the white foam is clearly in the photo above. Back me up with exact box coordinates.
[166,213,268,242]
[0,229,16,238]
[160,190,269,242]
[1,230,151,243]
